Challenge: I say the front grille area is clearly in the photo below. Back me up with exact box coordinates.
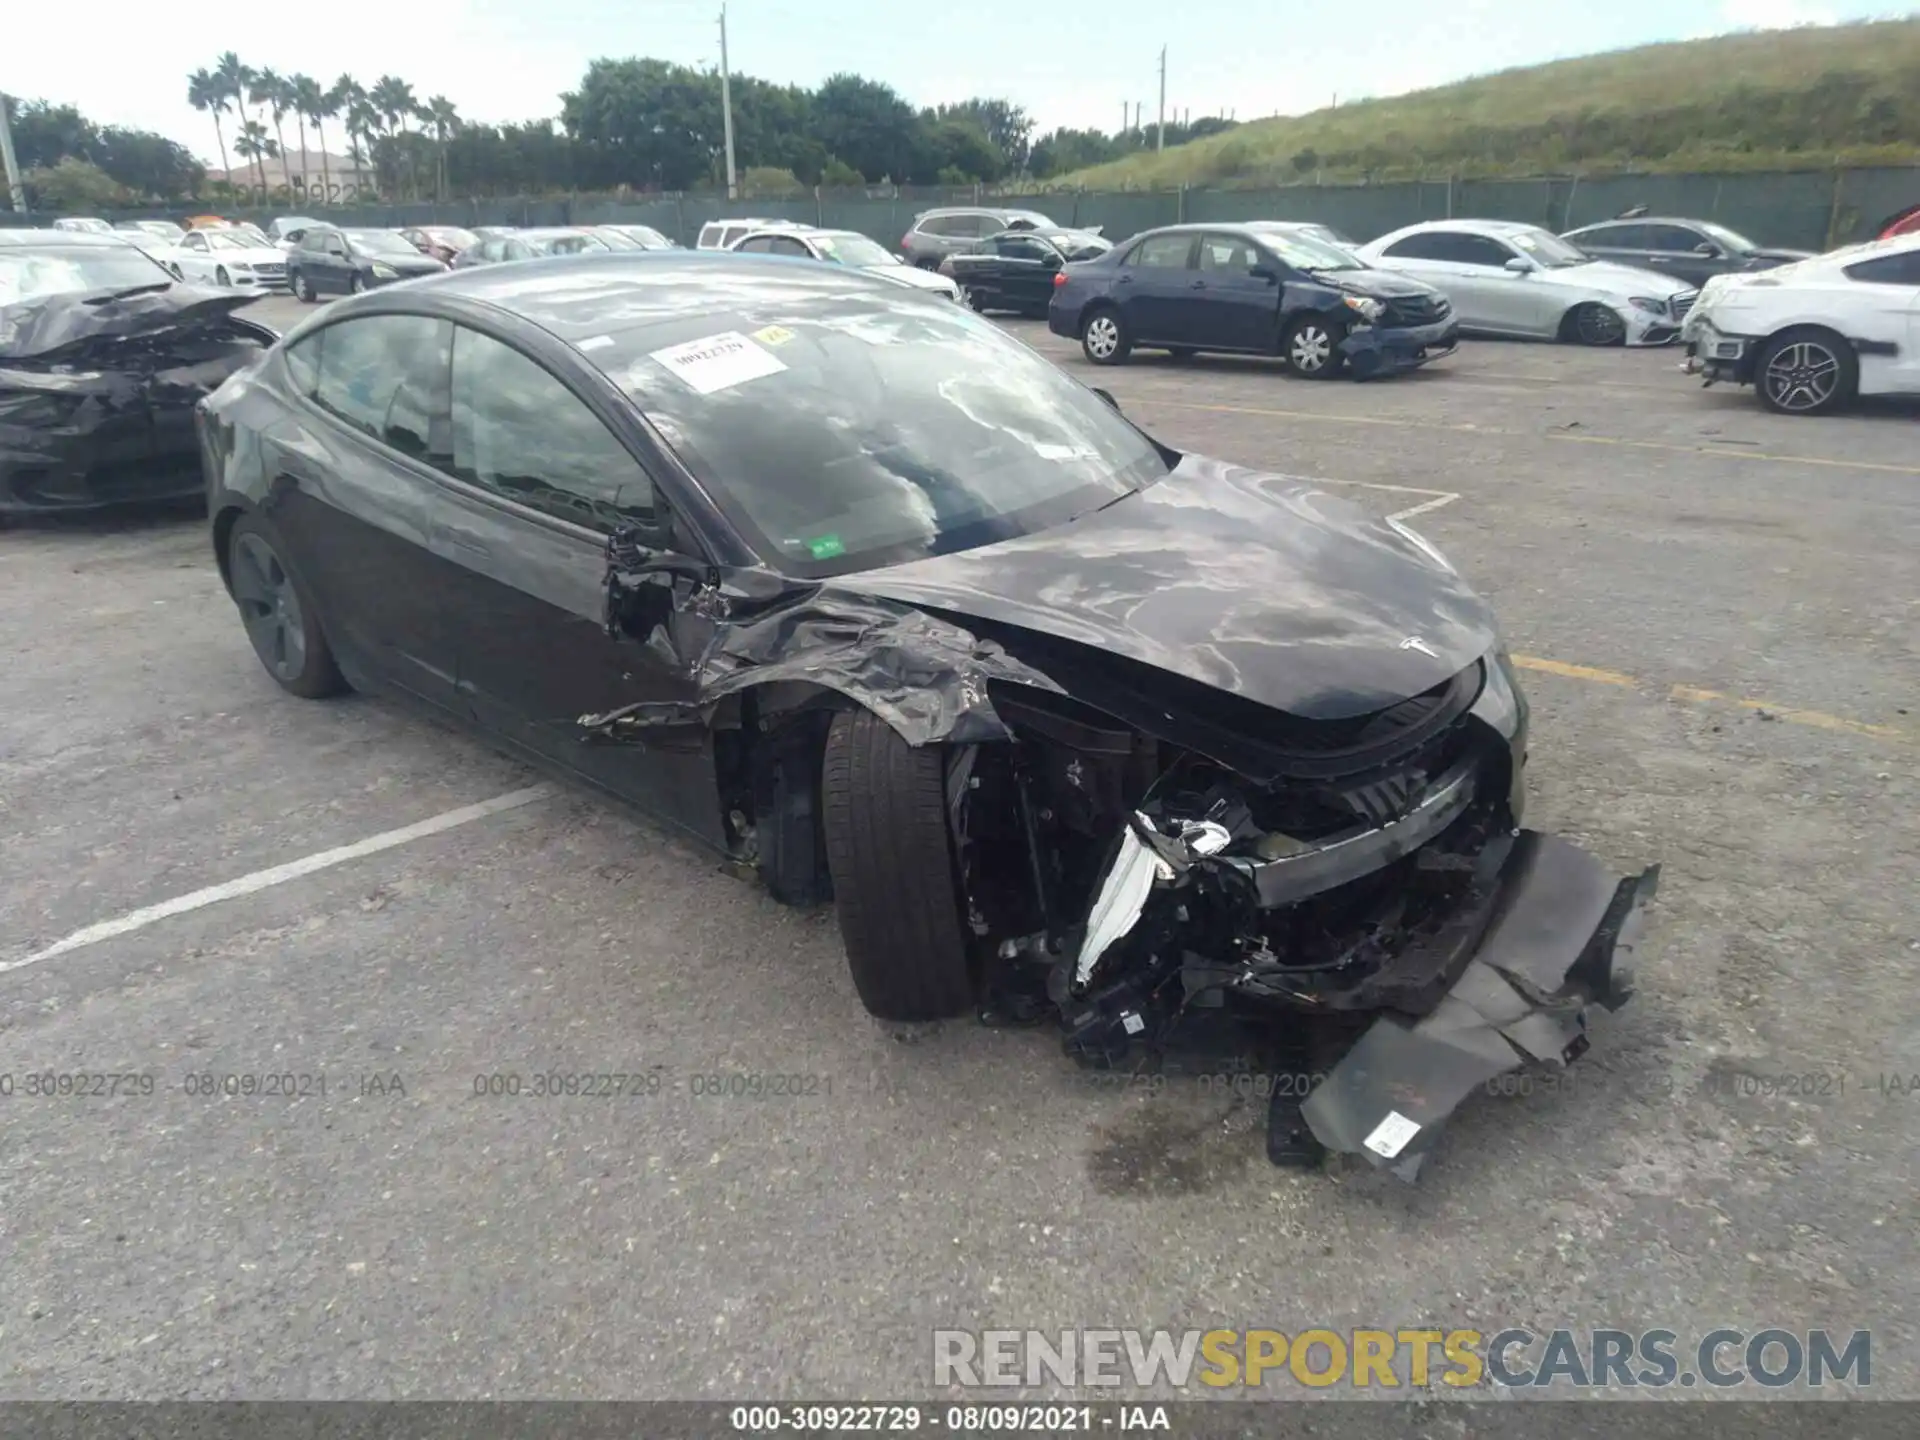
[1670,292,1697,321]
[1382,294,1452,327]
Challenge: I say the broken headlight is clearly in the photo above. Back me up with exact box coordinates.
[1342,295,1385,322]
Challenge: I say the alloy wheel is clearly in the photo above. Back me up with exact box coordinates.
[1574,304,1626,346]
[1763,341,1839,413]
[1084,315,1120,360]
[230,532,308,683]
[1289,324,1333,372]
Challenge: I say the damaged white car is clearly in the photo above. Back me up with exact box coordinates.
[200,254,1659,1181]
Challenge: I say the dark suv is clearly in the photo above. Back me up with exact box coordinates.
[1559,217,1812,288]
[899,206,1056,269]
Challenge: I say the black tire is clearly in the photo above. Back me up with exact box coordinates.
[1080,306,1132,366]
[168,263,184,280]
[215,266,230,287]
[1755,327,1858,416]
[821,708,975,1022]
[1283,314,1347,378]
[226,514,347,700]
[350,272,367,294]
[293,268,318,303]
[1562,301,1626,347]
[1166,347,1196,360]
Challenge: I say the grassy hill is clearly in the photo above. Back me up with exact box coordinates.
[1051,18,1920,190]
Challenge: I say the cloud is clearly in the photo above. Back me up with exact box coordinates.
[1716,0,1839,30]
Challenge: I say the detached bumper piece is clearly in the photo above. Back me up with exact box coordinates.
[1342,320,1460,379]
[1300,833,1657,1180]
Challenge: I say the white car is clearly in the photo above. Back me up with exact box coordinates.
[729,226,962,301]
[697,216,813,251]
[1683,233,1920,415]
[1357,219,1696,346]
[168,228,289,292]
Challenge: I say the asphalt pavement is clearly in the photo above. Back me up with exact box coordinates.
[1,292,1916,1401]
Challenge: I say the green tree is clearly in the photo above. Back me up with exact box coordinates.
[425,96,459,201]
[563,58,725,191]
[95,127,203,199]
[287,74,322,199]
[935,98,1032,172]
[811,73,926,183]
[187,69,233,181]
[23,157,126,210]
[234,118,275,200]
[252,68,292,191]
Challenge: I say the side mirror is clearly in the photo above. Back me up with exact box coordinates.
[1693,241,1719,257]
[1249,264,1278,282]
[1091,387,1121,412]
[1503,256,1534,274]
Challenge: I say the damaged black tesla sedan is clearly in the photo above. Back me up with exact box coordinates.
[2,230,276,515]
[200,251,1657,1179]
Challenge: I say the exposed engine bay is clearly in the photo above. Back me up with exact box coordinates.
[940,656,1656,1181]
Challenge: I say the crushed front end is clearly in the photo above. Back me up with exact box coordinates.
[958,647,1657,1181]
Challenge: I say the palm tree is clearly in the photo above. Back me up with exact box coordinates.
[251,69,292,196]
[214,52,251,122]
[426,96,459,202]
[187,68,232,183]
[346,94,381,199]
[311,77,345,202]
[369,76,418,197]
[289,74,323,201]
[333,77,373,198]
[234,119,275,202]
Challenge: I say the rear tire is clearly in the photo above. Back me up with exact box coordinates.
[1081,306,1132,366]
[821,708,975,1022]
[226,514,347,700]
[1755,327,1857,416]
[293,269,317,303]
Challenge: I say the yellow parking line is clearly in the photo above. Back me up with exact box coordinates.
[1134,398,1920,477]
[1512,656,1911,743]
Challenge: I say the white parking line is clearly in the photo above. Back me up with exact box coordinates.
[1,784,554,975]
[1310,477,1462,520]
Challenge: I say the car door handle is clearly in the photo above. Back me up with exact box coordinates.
[1117,274,1133,285]
[1190,280,1207,289]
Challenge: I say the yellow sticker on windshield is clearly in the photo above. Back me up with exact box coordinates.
[753,324,798,347]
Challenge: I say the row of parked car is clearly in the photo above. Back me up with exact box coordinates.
[887,203,1919,415]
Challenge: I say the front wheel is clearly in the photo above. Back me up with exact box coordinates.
[226,514,347,700]
[1565,302,1626,347]
[1756,329,1857,416]
[1284,314,1347,378]
[1081,307,1132,366]
[215,266,231,287]
[293,269,317,303]
[821,708,975,1022]
[349,272,367,294]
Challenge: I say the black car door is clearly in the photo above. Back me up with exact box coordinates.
[317,230,354,291]
[425,322,723,844]
[990,233,1060,310]
[1569,222,1651,271]
[266,314,467,709]
[1193,232,1280,351]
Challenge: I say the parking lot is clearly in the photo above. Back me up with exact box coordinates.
[3,289,1917,1399]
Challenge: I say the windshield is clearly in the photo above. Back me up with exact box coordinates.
[347,230,426,257]
[1042,231,1111,260]
[619,225,671,248]
[1697,221,1758,254]
[0,247,173,304]
[1006,210,1056,229]
[209,231,275,251]
[1506,228,1590,268]
[60,219,114,234]
[602,291,1169,577]
[591,229,644,251]
[1257,229,1367,272]
[427,227,478,248]
[812,232,897,267]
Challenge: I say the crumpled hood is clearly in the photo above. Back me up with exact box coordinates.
[837,454,1498,721]
[0,284,257,362]
[869,263,955,292]
[1312,266,1442,300]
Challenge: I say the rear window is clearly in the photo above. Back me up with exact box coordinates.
[0,246,173,304]
[592,284,1170,577]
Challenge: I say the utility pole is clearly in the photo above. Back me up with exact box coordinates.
[0,92,25,213]
[718,5,738,201]
[1156,46,1167,152]
[1121,101,1127,136]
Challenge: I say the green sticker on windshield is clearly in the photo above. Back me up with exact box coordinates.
[806,533,846,560]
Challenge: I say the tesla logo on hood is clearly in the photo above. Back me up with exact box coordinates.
[1400,636,1439,658]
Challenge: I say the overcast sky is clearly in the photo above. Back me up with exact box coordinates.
[5,0,1889,165]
